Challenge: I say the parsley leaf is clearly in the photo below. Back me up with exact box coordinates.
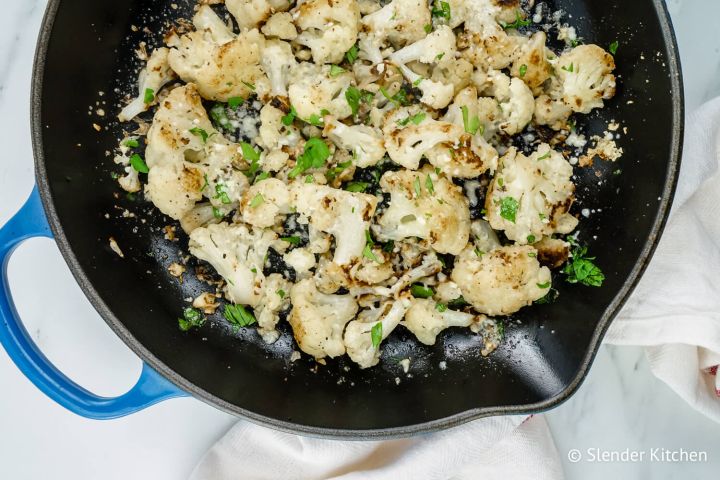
[413,177,422,197]
[537,281,551,289]
[242,81,256,91]
[431,1,451,21]
[288,137,330,178]
[410,284,435,299]
[363,230,381,263]
[280,236,301,245]
[563,245,605,287]
[609,40,619,56]
[254,171,271,183]
[189,127,209,143]
[345,87,373,116]
[499,196,519,223]
[329,65,346,77]
[461,106,481,135]
[397,112,426,126]
[240,142,261,162]
[425,174,435,195]
[519,64,528,77]
[224,304,257,328]
[527,234,536,243]
[129,153,149,174]
[228,96,244,109]
[250,193,264,208]
[435,303,448,312]
[501,10,530,30]
[143,88,155,104]
[371,322,383,348]
[282,106,298,126]
[178,307,205,332]
[345,44,359,64]
[561,63,574,73]
[214,184,231,204]
[346,181,369,193]
[212,206,224,219]
[123,138,139,148]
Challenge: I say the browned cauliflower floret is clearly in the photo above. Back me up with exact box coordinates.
[293,0,360,64]
[510,32,551,94]
[360,0,431,63]
[377,167,470,255]
[553,44,616,114]
[118,47,176,122]
[226,0,291,31]
[288,278,359,359]
[402,298,486,345]
[239,178,292,228]
[168,5,268,101]
[485,145,578,243]
[451,245,551,316]
[288,62,354,120]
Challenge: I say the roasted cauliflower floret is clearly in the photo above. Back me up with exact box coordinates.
[554,44,616,114]
[240,178,291,228]
[118,47,176,122]
[292,184,378,264]
[533,94,572,130]
[261,39,297,97]
[322,117,385,168]
[256,103,302,158]
[377,167,470,255]
[485,145,578,243]
[188,222,277,306]
[144,84,248,223]
[389,25,456,66]
[383,106,464,169]
[451,245,551,316]
[255,274,292,343]
[361,0,430,56]
[226,0,291,31]
[396,64,455,109]
[288,278,359,359]
[288,62,354,120]
[261,12,298,40]
[168,5,268,101]
[402,298,485,345]
[293,0,360,64]
[344,295,412,368]
[510,32,551,94]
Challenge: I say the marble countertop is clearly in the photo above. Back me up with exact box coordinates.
[1,1,719,478]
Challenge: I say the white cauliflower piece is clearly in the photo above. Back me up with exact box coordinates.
[377,167,470,255]
[402,298,484,345]
[261,12,298,39]
[389,25,456,65]
[533,94,572,130]
[554,44,616,114]
[293,0,360,64]
[425,86,498,178]
[322,117,385,168]
[240,178,291,228]
[485,145,577,244]
[291,184,378,264]
[168,5,268,101]
[430,57,474,95]
[510,31,551,94]
[255,274,292,343]
[226,0,291,31]
[144,84,248,223]
[118,48,176,122]
[188,222,277,306]
[283,248,317,279]
[459,0,522,72]
[383,106,463,169]
[256,103,302,156]
[288,278,359,359]
[261,39,296,97]
[344,295,412,368]
[451,244,551,316]
[497,77,535,135]
[288,62,353,120]
[396,64,454,109]
[361,0,430,52]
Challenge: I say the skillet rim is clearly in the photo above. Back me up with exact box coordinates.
[30,0,684,439]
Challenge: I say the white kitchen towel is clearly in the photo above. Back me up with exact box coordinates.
[191,98,720,480]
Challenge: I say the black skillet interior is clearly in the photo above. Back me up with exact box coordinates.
[33,0,682,437]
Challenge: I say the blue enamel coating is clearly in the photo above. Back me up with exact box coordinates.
[0,187,187,419]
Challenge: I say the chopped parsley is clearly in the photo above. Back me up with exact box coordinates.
[214,184,231,204]
[345,86,374,117]
[326,160,352,181]
[609,40,619,56]
[304,174,315,183]
[123,138,139,148]
[282,106,298,125]
[413,177,422,197]
[329,65,346,77]
[425,174,434,195]
[210,104,231,129]
[276,289,286,299]
[564,245,605,287]
[527,234,536,243]
[363,230,381,263]
[410,284,435,299]
[461,106,481,135]
[379,86,409,106]
[178,307,205,332]
[499,196,519,223]
[397,112,426,126]
[249,193,264,208]
[228,96,244,109]
[306,109,330,127]
[280,235,301,245]
[561,63,574,73]
[448,296,469,309]
[424,23,433,34]
[345,44,359,64]
[189,127,209,143]
[143,88,155,104]
[346,181,369,193]
[242,80,256,91]
[535,288,559,304]
[431,1,451,22]
[435,303,448,313]
[537,281,551,289]
[519,64,528,77]
[371,322,383,348]
[537,151,551,160]
[212,206,223,219]
[240,142,261,163]
[224,304,257,328]
[288,137,330,178]
[254,171,271,183]
[500,10,530,30]
[129,153,149,174]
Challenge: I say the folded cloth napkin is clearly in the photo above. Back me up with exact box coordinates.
[190,98,720,480]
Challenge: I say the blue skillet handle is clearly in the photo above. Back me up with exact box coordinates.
[0,187,188,419]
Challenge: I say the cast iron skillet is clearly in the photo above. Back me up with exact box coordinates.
[23,0,682,438]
